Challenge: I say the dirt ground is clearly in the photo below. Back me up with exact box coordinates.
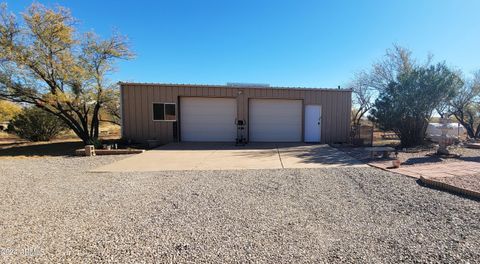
[0,140,85,158]
[0,124,121,158]
[397,145,480,165]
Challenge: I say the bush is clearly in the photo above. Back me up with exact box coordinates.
[0,100,22,122]
[8,107,68,141]
[369,63,461,147]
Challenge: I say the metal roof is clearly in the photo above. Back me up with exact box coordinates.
[118,82,352,92]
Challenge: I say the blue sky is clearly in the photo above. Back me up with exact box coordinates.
[6,0,480,88]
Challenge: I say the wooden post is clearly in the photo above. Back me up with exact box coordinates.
[370,123,375,147]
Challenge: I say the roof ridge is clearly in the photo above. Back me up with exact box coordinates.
[118,82,352,92]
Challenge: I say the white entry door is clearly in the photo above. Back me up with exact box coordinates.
[180,97,237,141]
[304,105,321,142]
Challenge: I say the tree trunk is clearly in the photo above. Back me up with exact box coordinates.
[67,121,99,146]
[475,123,480,139]
[36,104,100,145]
[453,112,476,139]
[458,119,475,138]
[398,117,427,148]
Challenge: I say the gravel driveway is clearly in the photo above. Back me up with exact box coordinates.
[0,156,479,263]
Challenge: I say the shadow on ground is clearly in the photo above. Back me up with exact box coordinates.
[158,142,363,166]
[231,144,363,166]
[280,146,362,165]
[0,141,83,157]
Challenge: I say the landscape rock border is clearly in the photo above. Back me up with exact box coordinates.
[75,149,145,156]
[368,161,480,199]
[465,143,480,149]
[419,176,480,199]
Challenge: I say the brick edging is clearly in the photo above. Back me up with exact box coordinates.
[419,176,480,199]
[75,149,145,156]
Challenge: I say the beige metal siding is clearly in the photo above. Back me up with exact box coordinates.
[121,83,352,144]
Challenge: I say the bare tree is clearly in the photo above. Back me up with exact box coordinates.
[369,44,415,92]
[349,44,415,125]
[350,72,374,125]
[449,71,480,138]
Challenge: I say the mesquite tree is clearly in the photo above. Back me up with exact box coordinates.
[0,3,133,144]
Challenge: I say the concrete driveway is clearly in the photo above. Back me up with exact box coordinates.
[92,143,365,172]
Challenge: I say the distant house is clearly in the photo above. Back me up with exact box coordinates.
[119,83,352,144]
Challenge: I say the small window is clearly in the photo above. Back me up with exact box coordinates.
[165,104,176,121]
[153,103,176,121]
[153,103,165,120]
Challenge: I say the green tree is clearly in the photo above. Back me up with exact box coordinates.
[369,63,462,147]
[0,3,133,144]
[8,107,68,141]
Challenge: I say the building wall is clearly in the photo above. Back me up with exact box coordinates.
[121,83,352,144]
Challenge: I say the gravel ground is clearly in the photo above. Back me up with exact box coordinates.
[434,174,480,193]
[399,146,480,165]
[0,156,479,263]
[341,145,480,165]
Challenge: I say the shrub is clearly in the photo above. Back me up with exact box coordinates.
[369,63,461,147]
[0,100,22,122]
[8,107,68,141]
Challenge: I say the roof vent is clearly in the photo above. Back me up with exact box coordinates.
[226,82,270,88]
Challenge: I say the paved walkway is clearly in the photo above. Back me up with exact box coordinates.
[92,143,365,172]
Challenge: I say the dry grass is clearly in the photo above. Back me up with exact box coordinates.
[372,131,400,147]
[0,130,17,139]
[55,124,121,139]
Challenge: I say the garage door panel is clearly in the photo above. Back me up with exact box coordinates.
[181,97,237,142]
[249,99,302,142]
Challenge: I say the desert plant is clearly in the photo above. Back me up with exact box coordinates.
[369,63,462,147]
[8,107,68,141]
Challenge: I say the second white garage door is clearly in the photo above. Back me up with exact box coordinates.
[180,97,237,141]
[249,99,302,142]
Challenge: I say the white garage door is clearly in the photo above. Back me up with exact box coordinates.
[249,99,302,142]
[180,97,237,142]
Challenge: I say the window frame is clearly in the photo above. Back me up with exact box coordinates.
[152,102,177,122]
